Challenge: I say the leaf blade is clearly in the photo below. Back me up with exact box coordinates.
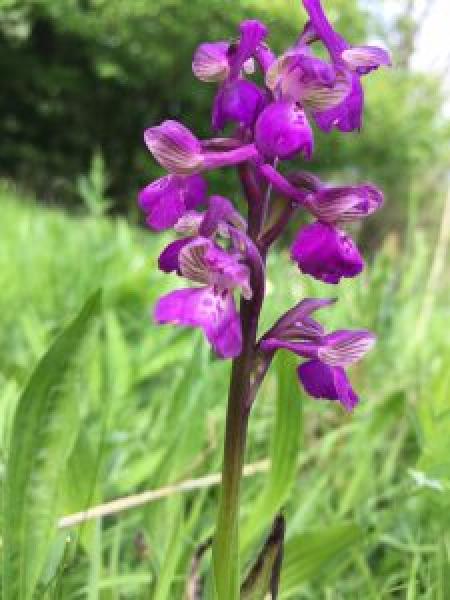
[2,290,102,600]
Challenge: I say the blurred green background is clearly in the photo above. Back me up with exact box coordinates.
[0,0,449,598]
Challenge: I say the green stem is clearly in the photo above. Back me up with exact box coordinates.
[212,300,258,599]
[212,160,268,599]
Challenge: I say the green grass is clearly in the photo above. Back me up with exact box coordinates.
[0,182,449,599]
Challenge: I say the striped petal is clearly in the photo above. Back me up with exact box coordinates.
[318,330,376,367]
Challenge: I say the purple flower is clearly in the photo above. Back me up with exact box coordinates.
[291,222,364,284]
[212,21,268,131]
[141,3,386,419]
[138,174,207,231]
[194,20,268,131]
[257,164,383,224]
[258,164,384,232]
[266,45,351,113]
[154,237,252,358]
[262,328,375,365]
[302,0,391,132]
[254,100,314,160]
[261,326,375,410]
[144,120,258,175]
[193,21,267,85]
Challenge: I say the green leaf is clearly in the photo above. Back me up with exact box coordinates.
[62,429,102,553]
[280,523,363,598]
[241,351,303,552]
[2,290,102,600]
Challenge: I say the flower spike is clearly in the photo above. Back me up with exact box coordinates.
[139,5,389,588]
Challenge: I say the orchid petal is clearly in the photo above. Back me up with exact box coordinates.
[138,174,207,231]
[192,41,230,82]
[144,121,203,175]
[298,359,359,411]
[342,45,391,75]
[154,287,242,358]
[158,238,194,273]
[318,330,376,367]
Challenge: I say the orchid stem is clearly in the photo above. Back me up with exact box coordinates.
[212,163,266,599]
[212,298,259,599]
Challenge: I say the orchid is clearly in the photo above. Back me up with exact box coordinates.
[139,1,389,597]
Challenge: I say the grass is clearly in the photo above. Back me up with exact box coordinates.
[0,181,449,599]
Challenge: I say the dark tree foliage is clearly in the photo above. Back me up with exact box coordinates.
[0,0,448,241]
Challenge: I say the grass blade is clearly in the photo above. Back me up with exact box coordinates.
[242,351,302,552]
[280,523,363,597]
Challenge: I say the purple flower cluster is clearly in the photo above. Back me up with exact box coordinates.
[139,0,390,411]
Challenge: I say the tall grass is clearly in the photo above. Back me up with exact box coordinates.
[0,183,448,598]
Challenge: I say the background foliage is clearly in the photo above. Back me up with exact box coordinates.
[0,0,449,597]
[0,182,448,598]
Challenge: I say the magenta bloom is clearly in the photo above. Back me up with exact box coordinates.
[254,100,313,160]
[144,120,258,175]
[258,164,383,224]
[138,175,207,231]
[302,0,390,132]
[261,322,375,410]
[194,20,268,131]
[291,222,364,284]
[265,44,351,113]
[154,238,252,358]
